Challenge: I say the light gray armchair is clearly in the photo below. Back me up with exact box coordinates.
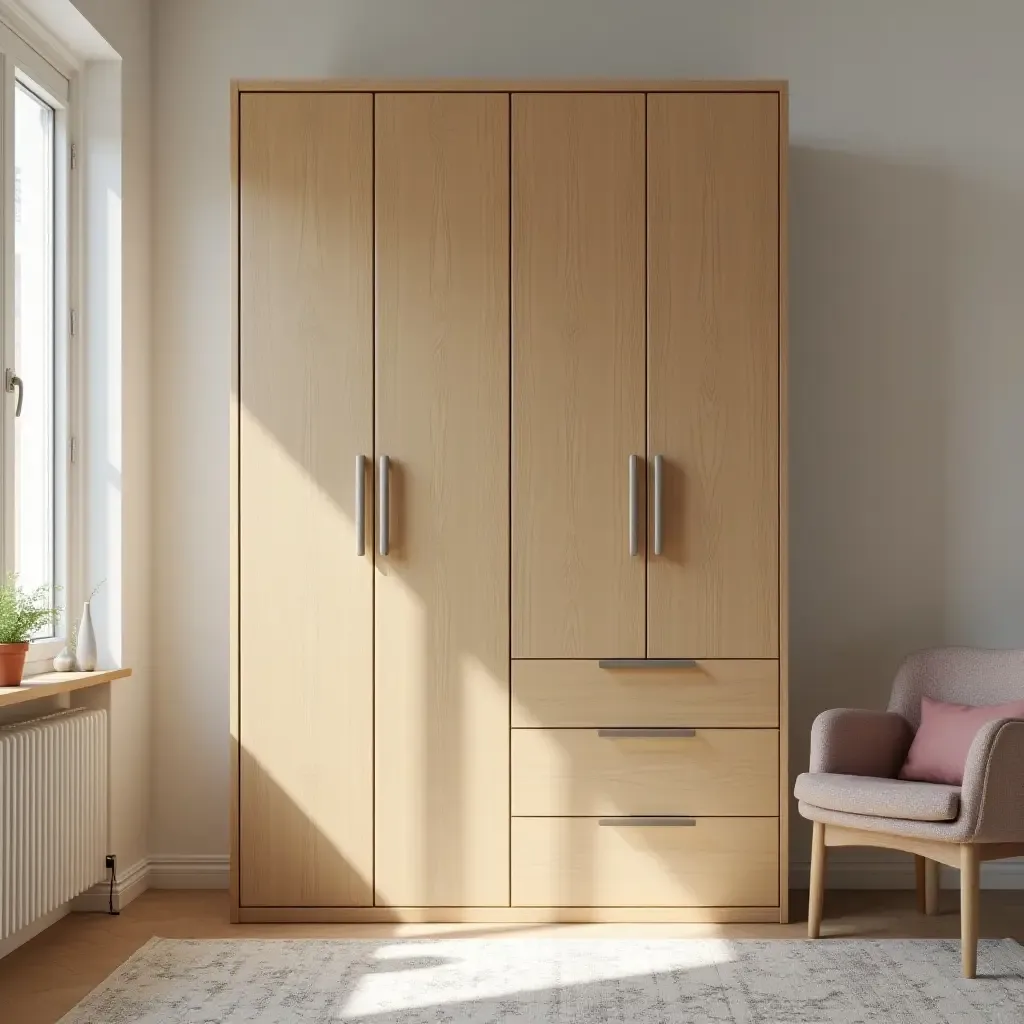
[795,647,1024,978]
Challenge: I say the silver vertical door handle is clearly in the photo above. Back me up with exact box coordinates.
[378,455,390,556]
[628,454,640,556]
[653,454,664,556]
[354,455,367,556]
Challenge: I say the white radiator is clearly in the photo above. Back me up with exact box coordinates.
[0,709,108,941]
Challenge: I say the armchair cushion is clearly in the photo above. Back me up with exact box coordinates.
[809,708,913,777]
[795,772,961,822]
[899,695,1024,784]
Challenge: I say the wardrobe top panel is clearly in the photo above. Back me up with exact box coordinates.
[233,79,787,95]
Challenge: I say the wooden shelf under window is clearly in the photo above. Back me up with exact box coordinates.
[0,668,132,709]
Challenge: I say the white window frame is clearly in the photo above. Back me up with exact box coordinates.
[0,16,79,669]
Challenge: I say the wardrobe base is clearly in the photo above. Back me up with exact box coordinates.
[234,906,785,925]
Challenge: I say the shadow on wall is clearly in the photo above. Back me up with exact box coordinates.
[789,144,1024,856]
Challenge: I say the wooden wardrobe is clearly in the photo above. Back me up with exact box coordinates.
[231,80,789,924]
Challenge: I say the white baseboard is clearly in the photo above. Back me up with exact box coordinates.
[72,857,149,913]
[791,853,1024,890]
[69,854,229,912]
[148,854,230,890]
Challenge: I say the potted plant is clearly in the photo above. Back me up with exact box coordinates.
[0,574,61,687]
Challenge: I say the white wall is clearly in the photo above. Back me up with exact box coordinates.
[151,0,1024,874]
[70,0,152,872]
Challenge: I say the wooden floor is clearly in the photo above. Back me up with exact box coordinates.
[3,889,1023,1023]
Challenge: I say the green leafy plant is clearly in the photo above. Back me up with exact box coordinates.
[0,574,61,645]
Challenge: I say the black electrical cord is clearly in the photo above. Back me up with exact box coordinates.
[108,862,120,916]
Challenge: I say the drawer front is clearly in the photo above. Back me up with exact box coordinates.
[512,728,778,817]
[512,816,779,907]
[511,660,778,728]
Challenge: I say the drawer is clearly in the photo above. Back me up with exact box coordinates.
[512,816,778,907]
[512,728,778,817]
[511,660,778,728]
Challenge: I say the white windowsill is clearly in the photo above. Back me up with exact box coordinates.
[25,638,67,671]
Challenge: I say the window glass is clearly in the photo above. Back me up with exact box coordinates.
[14,81,56,635]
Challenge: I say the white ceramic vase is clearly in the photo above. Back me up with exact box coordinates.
[76,601,97,672]
[53,648,75,672]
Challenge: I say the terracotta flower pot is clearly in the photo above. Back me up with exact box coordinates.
[0,642,30,686]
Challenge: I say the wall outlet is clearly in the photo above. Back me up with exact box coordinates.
[105,854,116,873]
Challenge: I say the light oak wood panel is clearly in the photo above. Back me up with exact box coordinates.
[374,93,510,908]
[512,93,646,658]
[239,93,374,907]
[511,660,779,728]
[512,728,778,817]
[230,84,240,920]
[238,905,782,924]
[777,85,790,924]
[512,817,779,907]
[0,668,131,709]
[238,80,788,94]
[647,92,779,658]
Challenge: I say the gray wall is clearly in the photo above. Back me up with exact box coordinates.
[152,0,1024,876]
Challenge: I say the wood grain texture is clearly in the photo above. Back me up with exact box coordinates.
[374,93,510,908]
[0,668,131,708]
[512,817,779,908]
[823,825,963,869]
[512,93,645,658]
[808,821,826,938]
[924,858,940,916]
[647,92,780,658]
[961,844,979,978]
[229,82,240,922]
[511,659,779,728]
[236,80,788,94]
[777,84,790,925]
[512,728,778,816]
[237,905,782,924]
[239,93,374,907]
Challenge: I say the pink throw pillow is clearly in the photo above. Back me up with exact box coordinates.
[899,695,1024,785]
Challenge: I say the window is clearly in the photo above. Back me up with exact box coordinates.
[14,82,57,636]
[0,24,76,662]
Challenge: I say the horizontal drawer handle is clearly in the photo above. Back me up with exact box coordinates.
[597,728,696,739]
[598,816,697,827]
[598,658,698,670]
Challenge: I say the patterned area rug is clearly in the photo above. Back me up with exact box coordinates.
[59,937,1024,1023]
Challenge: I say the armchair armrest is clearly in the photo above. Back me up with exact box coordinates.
[961,718,1024,842]
[809,708,913,777]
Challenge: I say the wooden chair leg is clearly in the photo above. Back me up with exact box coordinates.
[914,855,926,913]
[925,858,940,916]
[960,844,980,979]
[808,821,827,938]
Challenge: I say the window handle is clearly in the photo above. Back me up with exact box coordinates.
[5,369,23,417]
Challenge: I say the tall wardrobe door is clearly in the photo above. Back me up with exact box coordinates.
[647,93,780,659]
[512,93,646,658]
[374,94,510,907]
[239,94,374,906]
